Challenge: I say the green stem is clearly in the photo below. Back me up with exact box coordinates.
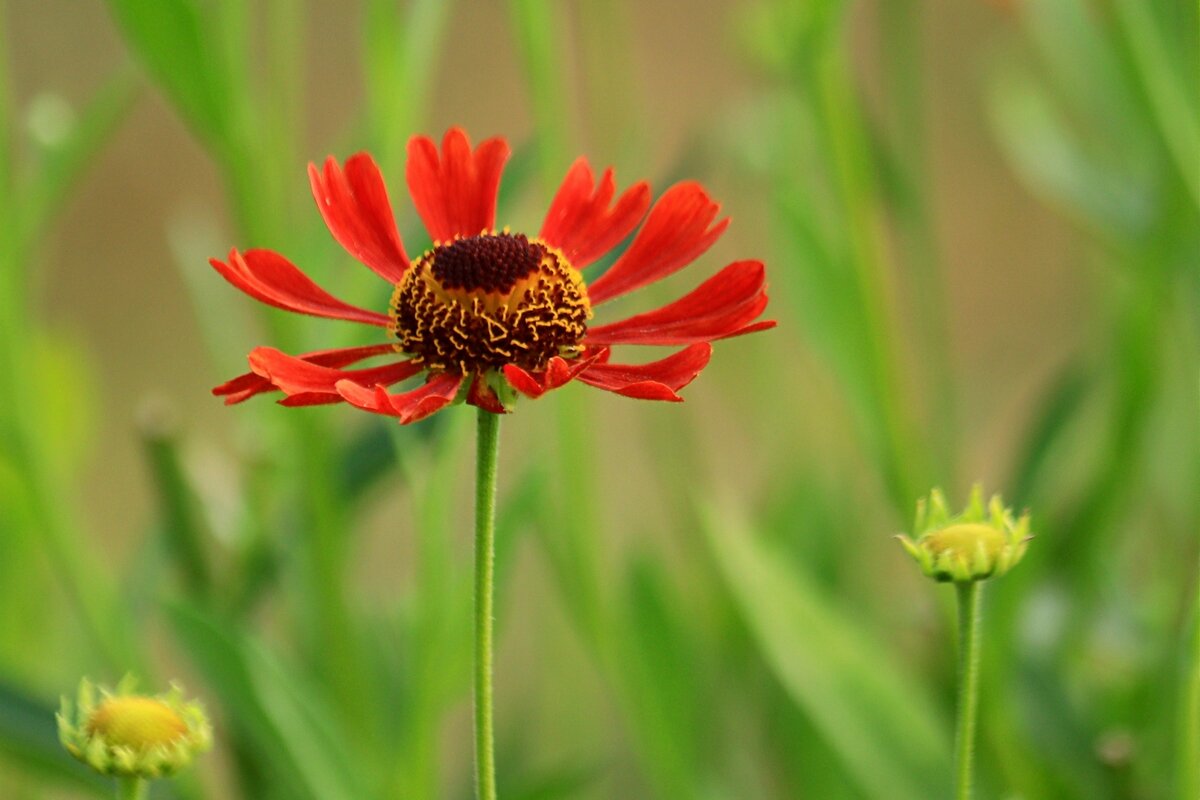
[117,777,148,800]
[1182,555,1200,800]
[812,24,929,510]
[954,581,983,800]
[474,408,501,800]
[879,0,956,481]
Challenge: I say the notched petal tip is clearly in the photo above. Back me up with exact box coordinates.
[407,127,511,243]
[309,152,409,283]
[586,182,730,306]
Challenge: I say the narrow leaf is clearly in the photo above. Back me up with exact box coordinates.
[167,601,366,800]
[103,0,232,147]
[703,505,949,800]
[0,680,107,795]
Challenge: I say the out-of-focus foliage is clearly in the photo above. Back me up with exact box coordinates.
[0,0,1196,798]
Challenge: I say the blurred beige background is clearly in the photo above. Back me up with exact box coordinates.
[6,0,1080,553]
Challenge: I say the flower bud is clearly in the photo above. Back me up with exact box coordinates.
[58,676,211,779]
[897,485,1031,583]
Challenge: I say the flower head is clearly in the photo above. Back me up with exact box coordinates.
[897,485,1031,583]
[211,127,773,422]
[58,677,211,779]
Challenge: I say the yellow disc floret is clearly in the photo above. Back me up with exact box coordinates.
[86,696,189,752]
[390,231,591,375]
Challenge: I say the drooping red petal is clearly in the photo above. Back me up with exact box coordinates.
[406,127,510,243]
[586,260,773,345]
[501,349,610,399]
[212,371,268,405]
[308,154,409,283]
[576,343,712,401]
[210,249,391,326]
[336,372,463,423]
[585,182,729,306]
[248,346,422,398]
[539,158,650,268]
[279,392,348,407]
[213,343,398,405]
[501,365,543,398]
[467,375,508,414]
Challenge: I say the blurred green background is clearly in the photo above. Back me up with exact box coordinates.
[0,0,1197,798]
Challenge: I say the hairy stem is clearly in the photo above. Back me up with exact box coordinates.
[954,581,984,800]
[117,777,147,800]
[474,408,501,800]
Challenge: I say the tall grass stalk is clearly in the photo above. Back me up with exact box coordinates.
[364,0,451,173]
[507,0,572,194]
[791,15,932,511]
[507,0,605,642]
[878,0,955,479]
[0,8,135,673]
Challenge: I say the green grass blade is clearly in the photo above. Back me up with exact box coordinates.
[507,0,572,191]
[0,680,107,796]
[363,0,453,171]
[102,0,233,149]
[1110,0,1200,211]
[0,0,13,216]
[167,601,366,800]
[139,411,213,602]
[1008,361,1092,507]
[703,505,949,800]
[13,66,139,287]
[988,65,1154,239]
[615,558,706,798]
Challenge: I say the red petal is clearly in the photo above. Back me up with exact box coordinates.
[587,260,772,345]
[248,346,421,397]
[539,158,650,268]
[501,349,610,399]
[336,372,463,423]
[585,183,728,306]
[502,364,544,398]
[577,343,712,401]
[279,392,347,407]
[334,380,399,416]
[467,375,508,414]
[212,371,267,405]
[309,154,409,283]
[406,128,511,243]
[213,343,397,404]
[211,249,391,326]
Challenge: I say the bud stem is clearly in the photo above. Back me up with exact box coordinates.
[117,777,147,800]
[954,581,983,800]
[1181,559,1200,800]
[474,407,501,800]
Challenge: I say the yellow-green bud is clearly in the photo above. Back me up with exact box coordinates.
[896,485,1031,583]
[58,676,211,779]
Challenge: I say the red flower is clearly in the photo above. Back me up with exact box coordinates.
[212,128,774,423]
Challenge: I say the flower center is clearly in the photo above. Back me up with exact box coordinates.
[390,232,592,375]
[923,523,1007,561]
[86,697,188,752]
